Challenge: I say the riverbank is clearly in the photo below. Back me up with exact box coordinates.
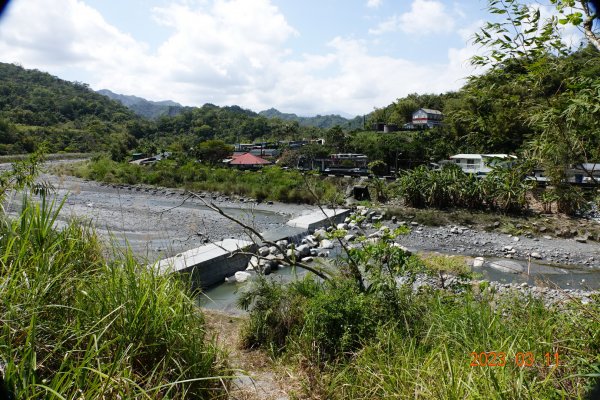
[4,172,315,260]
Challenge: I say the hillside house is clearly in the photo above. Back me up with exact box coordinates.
[403,108,443,129]
[449,154,517,175]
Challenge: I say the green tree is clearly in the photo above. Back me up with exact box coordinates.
[195,139,234,164]
[325,125,347,152]
[473,0,600,201]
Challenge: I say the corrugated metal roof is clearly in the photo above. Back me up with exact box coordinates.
[450,154,516,160]
[420,108,443,115]
[450,154,483,159]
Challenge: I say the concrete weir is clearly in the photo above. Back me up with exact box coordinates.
[157,239,256,288]
[287,208,350,230]
[158,208,349,287]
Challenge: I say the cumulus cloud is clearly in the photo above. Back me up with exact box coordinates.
[0,0,478,115]
[0,0,150,70]
[366,0,382,8]
[370,0,454,35]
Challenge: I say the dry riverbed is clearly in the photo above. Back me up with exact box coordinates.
[4,172,315,262]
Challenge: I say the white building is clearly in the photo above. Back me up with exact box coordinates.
[449,154,517,175]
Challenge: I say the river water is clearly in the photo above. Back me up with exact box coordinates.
[199,251,600,314]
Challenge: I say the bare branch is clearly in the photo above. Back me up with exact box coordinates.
[188,191,331,281]
[301,173,365,291]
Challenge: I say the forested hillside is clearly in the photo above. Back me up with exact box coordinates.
[259,107,364,130]
[0,63,333,156]
[361,45,600,164]
[0,62,140,155]
[97,89,187,119]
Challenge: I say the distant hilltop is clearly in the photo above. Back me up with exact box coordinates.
[259,108,364,130]
[97,90,364,129]
[97,89,186,119]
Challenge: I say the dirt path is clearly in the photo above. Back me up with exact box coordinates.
[204,311,305,400]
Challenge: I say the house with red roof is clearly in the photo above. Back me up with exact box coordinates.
[227,152,271,169]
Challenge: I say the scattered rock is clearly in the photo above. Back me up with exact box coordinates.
[344,234,356,242]
[319,239,334,249]
[234,271,251,283]
[473,257,485,268]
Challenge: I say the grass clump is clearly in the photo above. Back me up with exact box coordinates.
[238,245,600,399]
[0,195,227,399]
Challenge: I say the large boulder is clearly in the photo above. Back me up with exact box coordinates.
[295,244,311,257]
[472,257,485,268]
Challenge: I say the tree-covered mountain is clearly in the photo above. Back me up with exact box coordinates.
[0,63,331,157]
[259,108,364,130]
[0,62,139,155]
[97,89,186,119]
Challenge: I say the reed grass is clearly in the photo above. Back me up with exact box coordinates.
[240,275,600,399]
[0,194,228,399]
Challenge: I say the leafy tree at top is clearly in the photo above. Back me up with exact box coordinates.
[472,0,600,190]
[195,139,234,164]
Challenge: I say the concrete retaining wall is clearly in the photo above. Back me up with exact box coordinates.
[157,239,256,289]
[287,208,350,231]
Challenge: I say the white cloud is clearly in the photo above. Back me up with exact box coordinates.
[366,0,382,8]
[0,0,479,116]
[370,0,454,35]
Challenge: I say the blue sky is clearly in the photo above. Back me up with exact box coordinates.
[0,0,506,115]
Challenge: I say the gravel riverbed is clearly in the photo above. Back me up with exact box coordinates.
[4,166,598,303]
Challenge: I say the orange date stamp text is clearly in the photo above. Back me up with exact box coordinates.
[470,351,560,367]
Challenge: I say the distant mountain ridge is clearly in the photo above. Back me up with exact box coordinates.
[98,88,365,130]
[259,108,364,130]
[97,89,186,119]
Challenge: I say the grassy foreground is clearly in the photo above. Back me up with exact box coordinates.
[238,256,600,399]
[0,196,228,399]
[54,157,345,204]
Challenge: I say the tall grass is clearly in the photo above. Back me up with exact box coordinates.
[327,291,599,399]
[56,157,344,205]
[239,274,600,399]
[396,163,535,213]
[0,195,227,399]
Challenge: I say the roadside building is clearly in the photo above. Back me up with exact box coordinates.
[567,163,600,184]
[449,154,517,175]
[316,153,369,175]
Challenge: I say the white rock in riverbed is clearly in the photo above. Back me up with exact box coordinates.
[473,257,485,268]
[320,239,334,249]
[234,271,251,282]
